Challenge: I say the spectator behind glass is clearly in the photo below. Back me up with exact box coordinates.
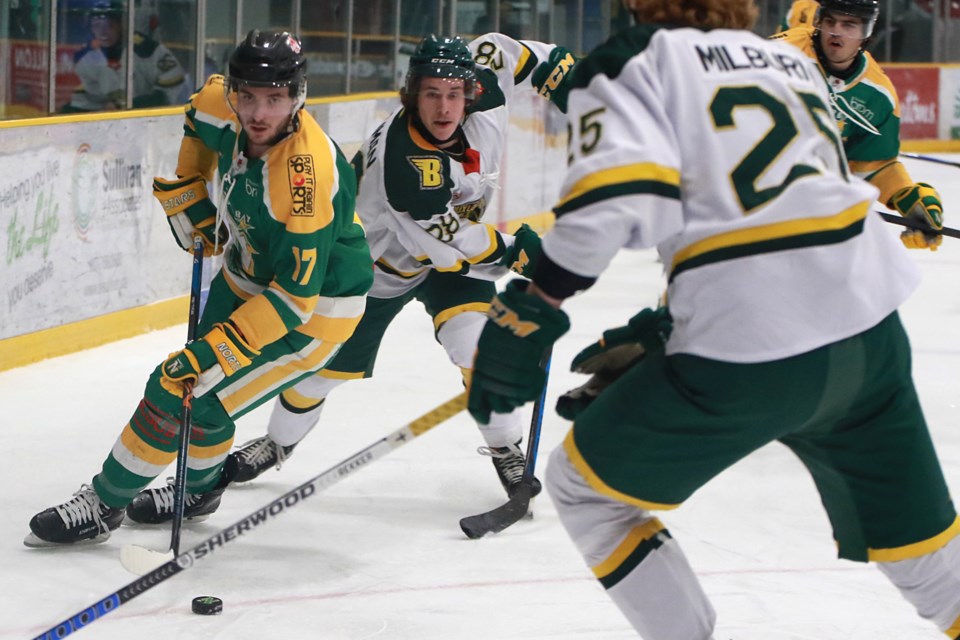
[63,0,186,112]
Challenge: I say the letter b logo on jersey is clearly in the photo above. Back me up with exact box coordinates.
[408,156,443,189]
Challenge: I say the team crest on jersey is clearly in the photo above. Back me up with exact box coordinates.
[408,156,444,189]
[157,53,179,73]
[454,197,486,222]
[288,155,315,216]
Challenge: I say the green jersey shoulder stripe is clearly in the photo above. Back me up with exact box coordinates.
[469,68,507,113]
[571,24,663,89]
[513,43,539,85]
[555,180,680,217]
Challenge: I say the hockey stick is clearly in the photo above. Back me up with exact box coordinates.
[31,392,467,639]
[877,210,960,239]
[460,351,552,539]
[900,152,960,170]
[119,237,204,574]
[171,236,205,555]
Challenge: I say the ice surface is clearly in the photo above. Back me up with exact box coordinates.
[3,156,959,639]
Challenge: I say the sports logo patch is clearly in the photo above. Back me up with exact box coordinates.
[408,156,443,189]
[288,155,315,216]
[454,197,486,222]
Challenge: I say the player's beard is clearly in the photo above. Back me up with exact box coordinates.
[242,115,290,147]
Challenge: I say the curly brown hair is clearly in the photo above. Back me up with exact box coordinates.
[622,0,759,30]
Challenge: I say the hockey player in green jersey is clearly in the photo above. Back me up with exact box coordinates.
[227,33,577,501]
[467,0,960,637]
[24,30,373,545]
[772,0,945,251]
[776,0,822,32]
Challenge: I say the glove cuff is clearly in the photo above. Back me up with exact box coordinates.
[491,280,570,346]
[200,322,259,376]
[626,306,673,351]
[153,174,212,217]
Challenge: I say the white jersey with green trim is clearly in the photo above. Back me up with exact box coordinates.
[543,25,919,363]
[356,33,576,299]
[69,32,185,111]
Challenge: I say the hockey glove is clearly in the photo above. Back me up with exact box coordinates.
[153,174,227,257]
[889,182,943,251]
[468,279,570,425]
[556,307,672,421]
[531,46,578,113]
[500,224,542,278]
[159,321,260,399]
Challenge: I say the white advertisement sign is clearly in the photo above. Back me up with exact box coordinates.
[1,96,566,343]
[0,116,187,340]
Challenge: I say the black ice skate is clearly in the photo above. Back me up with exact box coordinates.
[125,476,226,525]
[24,484,125,547]
[478,441,542,499]
[230,436,297,483]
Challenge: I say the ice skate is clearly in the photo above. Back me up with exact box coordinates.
[25,484,125,547]
[478,441,542,499]
[230,435,297,483]
[125,477,226,524]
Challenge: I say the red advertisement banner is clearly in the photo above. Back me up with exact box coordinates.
[884,66,939,140]
[6,42,83,117]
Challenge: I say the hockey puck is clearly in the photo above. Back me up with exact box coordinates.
[191,596,223,615]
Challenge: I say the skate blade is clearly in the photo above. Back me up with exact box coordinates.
[23,530,110,548]
[123,513,212,528]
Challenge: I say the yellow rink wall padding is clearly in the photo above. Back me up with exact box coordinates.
[0,296,188,373]
[0,213,557,373]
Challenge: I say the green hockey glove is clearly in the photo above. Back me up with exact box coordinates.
[500,223,542,278]
[890,182,943,251]
[531,46,578,113]
[468,280,570,425]
[159,321,260,398]
[556,307,672,421]
[153,174,228,257]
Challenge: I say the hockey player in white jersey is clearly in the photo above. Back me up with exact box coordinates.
[63,0,186,112]
[467,0,960,638]
[228,33,577,500]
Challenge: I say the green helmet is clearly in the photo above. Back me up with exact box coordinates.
[402,35,477,103]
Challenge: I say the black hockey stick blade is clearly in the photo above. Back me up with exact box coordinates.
[460,351,552,539]
[460,481,535,539]
[877,211,960,239]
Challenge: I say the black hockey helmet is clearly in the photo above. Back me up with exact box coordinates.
[817,0,880,38]
[400,35,477,110]
[88,0,123,18]
[72,0,123,25]
[228,30,307,97]
[226,30,308,136]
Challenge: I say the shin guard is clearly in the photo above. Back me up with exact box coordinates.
[877,533,960,636]
[546,446,716,640]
